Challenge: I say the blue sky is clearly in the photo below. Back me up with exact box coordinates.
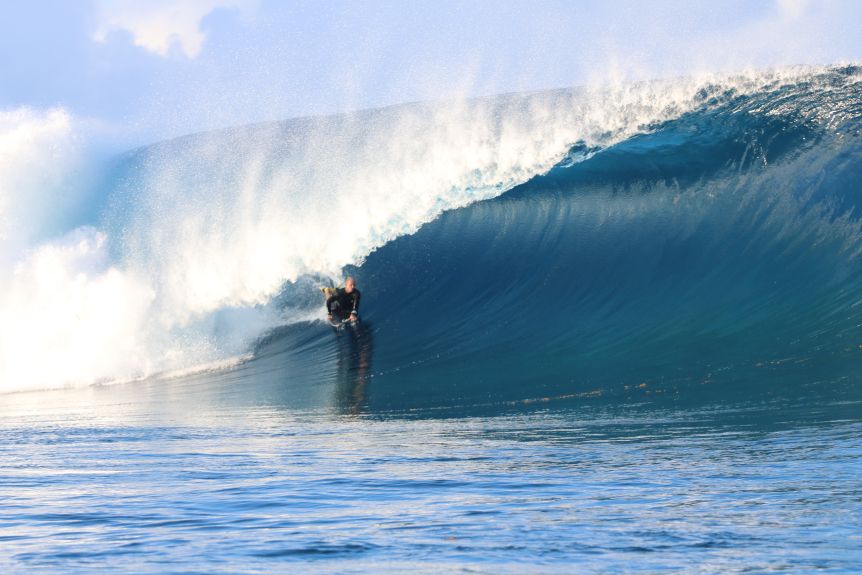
[1,0,861,142]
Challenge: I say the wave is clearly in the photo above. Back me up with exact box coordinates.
[1,65,861,396]
[255,65,862,413]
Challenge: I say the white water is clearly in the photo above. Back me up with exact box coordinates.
[0,69,824,392]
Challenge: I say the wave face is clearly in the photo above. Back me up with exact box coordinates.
[253,66,862,413]
[2,66,862,402]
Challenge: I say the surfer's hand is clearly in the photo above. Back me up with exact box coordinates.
[350,313,358,322]
[327,314,333,321]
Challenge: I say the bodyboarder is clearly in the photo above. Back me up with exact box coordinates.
[324,277,361,324]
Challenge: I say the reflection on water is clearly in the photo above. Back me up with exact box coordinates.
[333,321,374,414]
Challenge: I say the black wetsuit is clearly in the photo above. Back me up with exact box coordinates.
[327,288,361,320]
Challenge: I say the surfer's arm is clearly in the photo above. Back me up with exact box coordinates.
[350,291,360,315]
[325,293,338,314]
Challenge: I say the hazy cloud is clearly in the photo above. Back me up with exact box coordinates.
[777,0,811,20]
[92,0,257,58]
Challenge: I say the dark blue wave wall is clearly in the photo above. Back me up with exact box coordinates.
[257,68,862,414]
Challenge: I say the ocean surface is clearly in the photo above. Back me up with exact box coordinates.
[1,66,861,573]
[1,385,860,574]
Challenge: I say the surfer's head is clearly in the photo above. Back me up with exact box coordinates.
[344,277,356,293]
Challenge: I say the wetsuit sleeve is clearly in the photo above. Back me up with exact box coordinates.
[351,290,360,314]
[326,293,338,313]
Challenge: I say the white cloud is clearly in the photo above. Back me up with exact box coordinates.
[92,0,257,58]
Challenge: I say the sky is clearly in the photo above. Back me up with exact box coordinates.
[1,0,861,143]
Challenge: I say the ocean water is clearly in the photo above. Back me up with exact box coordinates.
[1,380,860,574]
[1,66,862,573]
